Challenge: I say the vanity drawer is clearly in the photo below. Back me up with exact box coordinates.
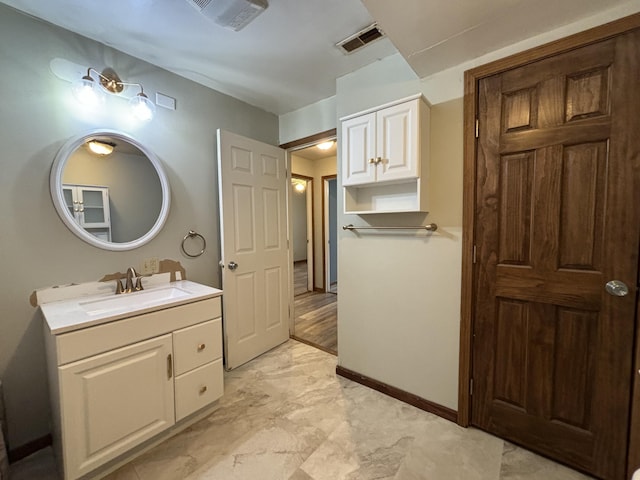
[173,319,222,376]
[56,297,221,365]
[174,359,223,421]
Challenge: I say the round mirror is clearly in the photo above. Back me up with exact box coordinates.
[50,129,170,251]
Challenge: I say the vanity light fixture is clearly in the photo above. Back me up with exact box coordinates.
[87,140,115,156]
[317,141,334,150]
[72,67,156,122]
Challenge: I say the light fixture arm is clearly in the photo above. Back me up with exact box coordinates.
[83,67,146,97]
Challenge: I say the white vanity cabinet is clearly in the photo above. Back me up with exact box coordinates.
[341,94,430,213]
[42,287,223,480]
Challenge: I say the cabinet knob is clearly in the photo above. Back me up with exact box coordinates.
[368,158,376,165]
[197,343,206,351]
[199,385,208,394]
[375,157,383,165]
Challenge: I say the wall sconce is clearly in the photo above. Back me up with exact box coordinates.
[86,140,115,156]
[292,179,306,193]
[72,67,156,122]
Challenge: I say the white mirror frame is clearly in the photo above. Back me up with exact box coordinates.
[50,129,171,251]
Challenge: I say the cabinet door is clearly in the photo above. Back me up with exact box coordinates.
[342,111,376,186]
[59,334,174,479]
[376,99,420,182]
[77,186,110,229]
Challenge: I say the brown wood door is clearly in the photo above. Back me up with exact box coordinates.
[472,30,640,480]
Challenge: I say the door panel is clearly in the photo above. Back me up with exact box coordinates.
[472,31,640,480]
[60,335,174,478]
[376,101,418,181]
[218,129,289,370]
[341,112,376,186]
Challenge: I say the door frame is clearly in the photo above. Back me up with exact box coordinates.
[281,129,337,334]
[322,175,337,292]
[291,173,314,293]
[458,11,640,474]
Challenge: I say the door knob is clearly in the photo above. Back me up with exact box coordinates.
[228,261,239,271]
[605,280,629,297]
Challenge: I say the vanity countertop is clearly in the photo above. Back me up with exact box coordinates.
[41,280,223,335]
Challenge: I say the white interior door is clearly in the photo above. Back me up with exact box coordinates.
[217,129,290,370]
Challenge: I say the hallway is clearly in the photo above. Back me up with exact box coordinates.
[293,261,337,354]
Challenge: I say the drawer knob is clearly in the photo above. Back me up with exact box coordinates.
[199,385,208,394]
[197,343,206,351]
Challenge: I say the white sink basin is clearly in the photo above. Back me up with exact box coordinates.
[79,287,191,316]
[40,280,223,334]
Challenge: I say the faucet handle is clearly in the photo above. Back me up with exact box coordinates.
[115,279,124,294]
[134,277,144,291]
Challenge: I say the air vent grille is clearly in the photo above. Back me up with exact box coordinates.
[336,23,385,54]
[186,0,268,31]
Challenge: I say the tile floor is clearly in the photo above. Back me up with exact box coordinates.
[11,340,593,480]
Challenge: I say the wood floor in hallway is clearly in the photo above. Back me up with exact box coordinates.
[293,261,337,355]
[294,291,337,355]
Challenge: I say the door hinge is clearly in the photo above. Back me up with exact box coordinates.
[470,378,473,395]
[473,245,477,264]
[475,118,479,138]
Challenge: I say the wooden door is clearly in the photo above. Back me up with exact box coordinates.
[217,129,289,370]
[472,31,640,479]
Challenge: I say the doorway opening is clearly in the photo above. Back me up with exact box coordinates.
[284,130,338,355]
[323,175,337,294]
[291,174,313,296]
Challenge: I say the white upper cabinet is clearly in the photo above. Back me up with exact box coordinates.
[376,100,420,182]
[342,112,376,185]
[341,94,430,214]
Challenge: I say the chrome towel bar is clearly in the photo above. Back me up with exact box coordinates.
[342,223,437,232]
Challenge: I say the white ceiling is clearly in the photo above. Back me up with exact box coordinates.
[1,0,637,116]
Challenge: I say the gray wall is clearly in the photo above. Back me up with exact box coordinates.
[0,4,278,448]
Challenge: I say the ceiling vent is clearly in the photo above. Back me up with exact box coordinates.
[186,0,268,31]
[336,23,385,54]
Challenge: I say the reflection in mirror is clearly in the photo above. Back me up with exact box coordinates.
[50,130,170,251]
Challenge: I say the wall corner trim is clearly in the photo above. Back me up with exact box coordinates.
[335,366,458,423]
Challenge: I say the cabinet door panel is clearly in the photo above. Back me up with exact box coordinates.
[342,112,376,186]
[376,100,419,182]
[59,334,174,479]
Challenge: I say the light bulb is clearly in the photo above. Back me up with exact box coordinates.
[87,140,115,156]
[129,92,156,122]
[71,75,105,107]
[317,141,334,150]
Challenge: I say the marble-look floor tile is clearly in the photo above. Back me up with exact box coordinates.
[103,463,140,480]
[393,424,503,480]
[9,340,595,480]
[499,442,594,480]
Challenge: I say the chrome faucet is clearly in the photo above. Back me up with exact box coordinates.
[115,267,144,294]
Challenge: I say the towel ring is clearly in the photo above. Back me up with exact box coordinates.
[181,230,206,258]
